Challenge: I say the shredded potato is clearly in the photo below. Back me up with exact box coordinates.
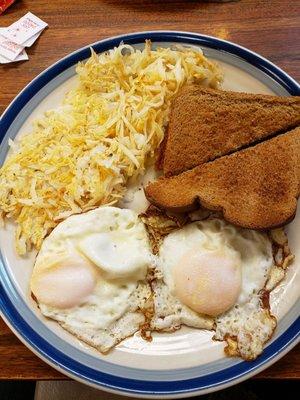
[0,41,223,254]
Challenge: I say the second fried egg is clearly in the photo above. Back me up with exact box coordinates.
[158,219,273,317]
[151,217,278,359]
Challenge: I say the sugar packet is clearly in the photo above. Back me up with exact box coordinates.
[0,49,28,64]
[1,12,47,45]
[0,34,24,61]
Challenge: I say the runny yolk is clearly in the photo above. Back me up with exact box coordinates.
[173,249,242,317]
[31,257,97,309]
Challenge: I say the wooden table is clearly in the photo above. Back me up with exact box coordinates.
[0,0,299,381]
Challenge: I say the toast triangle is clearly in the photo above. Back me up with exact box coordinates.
[161,86,300,176]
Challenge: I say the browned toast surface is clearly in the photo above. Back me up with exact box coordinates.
[162,86,300,176]
[146,127,300,230]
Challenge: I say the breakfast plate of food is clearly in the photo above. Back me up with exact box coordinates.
[0,31,299,398]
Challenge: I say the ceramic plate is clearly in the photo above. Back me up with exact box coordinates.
[0,31,299,398]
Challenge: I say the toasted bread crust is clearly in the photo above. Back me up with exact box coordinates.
[162,86,300,176]
[146,127,300,230]
[156,126,169,171]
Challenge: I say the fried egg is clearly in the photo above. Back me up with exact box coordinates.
[152,218,277,359]
[30,206,153,353]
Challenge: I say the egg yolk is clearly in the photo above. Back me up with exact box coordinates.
[31,257,97,309]
[173,249,242,317]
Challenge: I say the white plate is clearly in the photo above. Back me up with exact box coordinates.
[0,31,299,398]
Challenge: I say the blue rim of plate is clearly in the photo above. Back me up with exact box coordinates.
[0,31,299,398]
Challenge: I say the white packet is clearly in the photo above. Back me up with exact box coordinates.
[0,35,24,61]
[0,49,28,64]
[0,26,41,48]
[22,31,41,47]
[1,12,47,45]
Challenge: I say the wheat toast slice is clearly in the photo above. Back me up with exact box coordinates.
[161,86,300,176]
[146,127,300,230]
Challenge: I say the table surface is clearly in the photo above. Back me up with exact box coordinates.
[0,0,299,381]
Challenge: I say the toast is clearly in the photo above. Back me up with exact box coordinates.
[161,86,300,176]
[146,127,300,230]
